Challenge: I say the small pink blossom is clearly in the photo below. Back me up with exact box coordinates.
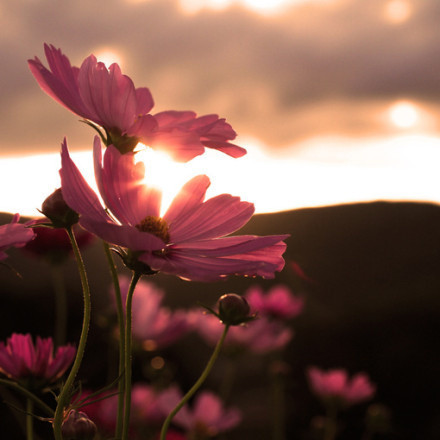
[0,214,35,260]
[158,388,241,437]
[190,309,292,354]
[307,367,376,406]
[114,276,190,349]
[0,333,75,387]
[245,284,304,320]
[29,44,246,161]
[60,137,288,281]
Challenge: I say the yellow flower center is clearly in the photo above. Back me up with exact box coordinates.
[136,216,170,243]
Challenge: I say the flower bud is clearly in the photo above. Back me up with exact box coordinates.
[217,293,252,326]
[41,188,79,228]
[61,410,97,440]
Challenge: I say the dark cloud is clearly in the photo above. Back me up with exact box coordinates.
[1,0,439,155]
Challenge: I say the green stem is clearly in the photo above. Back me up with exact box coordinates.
[26,398,34,440]
[159,325,230,440]
[0,378,54,417]
[52,227,91,440]
[121,271,141,440]
[51,264,67,347]
[102,241,125,439]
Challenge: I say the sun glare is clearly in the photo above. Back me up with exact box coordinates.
[384,0,412,24]
[1,135,440,218]
[388,101,420,129]
[94,48,123,67]
[178,0,322,15]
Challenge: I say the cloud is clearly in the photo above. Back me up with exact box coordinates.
[1,0,439,155]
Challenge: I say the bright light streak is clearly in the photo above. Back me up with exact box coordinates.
[1,136,440,218]
[384,0,412,24]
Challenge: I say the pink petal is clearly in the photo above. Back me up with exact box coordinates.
[164,175,210,226]
[59,138,110,223]
[79,218,164,251]
[28,44,86,117]
[97,142,162,225]
[169,195,254,242]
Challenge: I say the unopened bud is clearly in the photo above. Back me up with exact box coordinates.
[41,188,79,228]
[218,293,252,326]
[61,410,97,440]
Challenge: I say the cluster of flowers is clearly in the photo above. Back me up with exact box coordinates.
[0,43,383,440]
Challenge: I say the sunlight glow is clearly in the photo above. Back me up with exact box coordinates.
[384,0,412,24]
[178,0,332,15]
[388,101,420,129]
[1,135,440,218]
[94,48,123,68]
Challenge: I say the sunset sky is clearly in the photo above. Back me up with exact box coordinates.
[1,0,440,215]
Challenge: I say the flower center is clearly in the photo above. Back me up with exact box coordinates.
[136,216,170,243]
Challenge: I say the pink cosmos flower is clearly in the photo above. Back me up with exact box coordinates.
[190,309,292,353]
[0,214,35,260]
[114,276,190,349]
[245,284,304,320]
[29,44,246,161]
[0,333,75,388]
[307,367,376,406]
[60,136,288,281]
[158,388,241,437]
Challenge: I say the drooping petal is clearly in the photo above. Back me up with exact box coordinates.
[140,247,284,282]
[59,139,110,223]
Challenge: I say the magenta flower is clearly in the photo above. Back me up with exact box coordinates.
[29,44,246,161]
[0,333,75,388]
[307,367,376,407]
[113,276,190,349]
[0,214,35,260]
[60,136,288,281]
[158,389,241,437]
[245,284,304,320]
[190,309,292,354]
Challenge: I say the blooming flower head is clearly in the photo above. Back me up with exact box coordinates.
[158,388,241,438]
[29,44,246,161]
[113,276,190,349]
[0,333,75,389]
[245,284,304,320]
[60,136,288,281]
[307,367,376,407]
[190,308,292,354]
[0,214,35,260]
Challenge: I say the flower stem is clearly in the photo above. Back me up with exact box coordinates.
[26,398,34,440]
[121,271,141,440]
[0,378,54,417]
[102,241,125,439]
[52,227,91,440]
[159,324,230,440]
